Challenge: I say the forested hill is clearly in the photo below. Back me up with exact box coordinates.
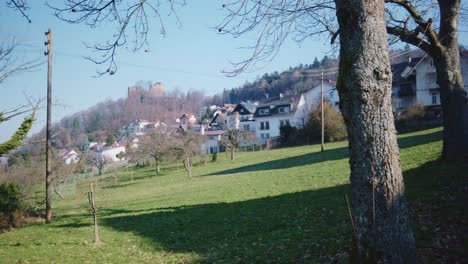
[206,55,339,105]
[30,56,339,149]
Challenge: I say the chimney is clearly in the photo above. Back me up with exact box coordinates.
[408,57,412,63]
[279,93,283,99]
[266,93,269,99]
[201,125,205,135]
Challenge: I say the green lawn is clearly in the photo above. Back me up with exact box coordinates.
[1,127,466,263]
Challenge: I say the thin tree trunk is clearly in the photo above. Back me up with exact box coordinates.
[156,159,160,175]
[184,157,192,179]
[335,0,416,262]
[230,147,235,160]
[87,183,100,245]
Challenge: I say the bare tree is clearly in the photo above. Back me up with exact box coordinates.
[135,129,171,175]
[171,127,202,179]
[88,154,110,175]
[385,0,467,160]
[47,0,186,75]
[0,39,42,84]
[221,129,255,160]
[87,182,100,245]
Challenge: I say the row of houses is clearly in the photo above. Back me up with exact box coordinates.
[201,52,468,154]
[53,50,468,161]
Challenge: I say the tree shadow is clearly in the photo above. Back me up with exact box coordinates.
[103,185,351,263]
[206,130,442,177]
[403,158,467,262]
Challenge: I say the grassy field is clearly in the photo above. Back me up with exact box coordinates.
[0,127,466,263]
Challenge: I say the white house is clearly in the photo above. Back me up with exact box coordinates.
[304,81,340,111]
[209,112,228,130]
[253,93,308,143]
[227,102,257,132]
[200,127,225,154]
[100,146,126,162]
[61,150,80,165]
[391,52,468,114]
[119,119,149,135]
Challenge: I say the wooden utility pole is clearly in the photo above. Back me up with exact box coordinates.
[45,29,53,224]
[321,70,324,152]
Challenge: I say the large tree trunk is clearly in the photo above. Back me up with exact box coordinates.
[335,0,416,262]
[433,0,467,160]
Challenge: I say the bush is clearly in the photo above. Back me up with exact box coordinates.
[0,182,23,228]
[396,104,426,123]
[306,100,347,142]
[279,124,298,146]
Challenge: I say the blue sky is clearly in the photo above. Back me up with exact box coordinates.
[1,1,467,142]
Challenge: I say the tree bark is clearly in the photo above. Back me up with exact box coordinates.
[156,159,160,175]
[184,157,192,179]
[433,0,467,160]
[230,147,235,160]
[335,0,416,262]
[386,0,467,160]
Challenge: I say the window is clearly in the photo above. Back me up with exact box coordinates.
[432,92,438,105]
[243,124,250,131]
[329,90,334,99]
[260,121,270,130]
[278,106,289,113]
[260,133,270,139]
[280,120,290,127]
[259,108,270,115]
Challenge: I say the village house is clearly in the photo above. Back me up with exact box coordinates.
[119,119,150,135]
[58,149,80,165]
[391,51,468,116]
[200,125,225,154]
[143,121,166,132]
[304,80,340,110]
[98,145,127,162]
[253,93,308,143]
[226,102,257,132]
[177,113,197,126]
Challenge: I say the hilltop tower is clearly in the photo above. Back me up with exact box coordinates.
[148,82,164,97]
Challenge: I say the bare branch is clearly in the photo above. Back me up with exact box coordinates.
[218,0,337,76]
[47,0,186,75]
[384,0,442,52]
[6,0,32,23]
[0,39,44,84]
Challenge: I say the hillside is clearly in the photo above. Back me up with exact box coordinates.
[1,127,466,263]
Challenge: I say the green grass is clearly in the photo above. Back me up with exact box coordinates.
[0,127,466,263]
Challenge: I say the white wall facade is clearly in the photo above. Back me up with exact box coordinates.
[304,83,340,111]
[255,114,295,140]
[415,57,440,106]
[101,146,126,162]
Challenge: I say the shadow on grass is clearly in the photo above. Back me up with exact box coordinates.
[102,185,351,263]
[206,130,442,177]
[403,158,467,261]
